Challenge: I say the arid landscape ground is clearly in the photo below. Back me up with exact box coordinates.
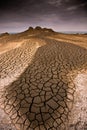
[0,27,87,130]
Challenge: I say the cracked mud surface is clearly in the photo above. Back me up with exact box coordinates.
[0,35,87,130]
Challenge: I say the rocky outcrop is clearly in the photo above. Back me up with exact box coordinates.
[25,26,54,33]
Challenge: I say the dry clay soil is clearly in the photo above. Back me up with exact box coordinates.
[0,33,87,130]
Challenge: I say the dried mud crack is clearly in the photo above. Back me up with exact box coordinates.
[0,37,87,130]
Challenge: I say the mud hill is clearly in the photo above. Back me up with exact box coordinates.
[24,26,54,34]
[0,26,87,130]
[0,26,87,53]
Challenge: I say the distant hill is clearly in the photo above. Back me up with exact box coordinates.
[0,32,9,37]
[24,26,55,34]
[0,26,55,38]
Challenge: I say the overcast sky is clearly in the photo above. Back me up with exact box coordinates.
[0,0,87,33]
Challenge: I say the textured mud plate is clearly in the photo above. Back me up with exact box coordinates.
[0,37,87,130]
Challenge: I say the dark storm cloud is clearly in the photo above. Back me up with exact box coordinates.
[0,0,87,33]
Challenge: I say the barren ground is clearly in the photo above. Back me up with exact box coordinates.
[0,30,87,130]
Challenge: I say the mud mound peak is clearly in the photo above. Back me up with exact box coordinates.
[27,26,54,33]
[35,26,42,30]
[28,27,34,31]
